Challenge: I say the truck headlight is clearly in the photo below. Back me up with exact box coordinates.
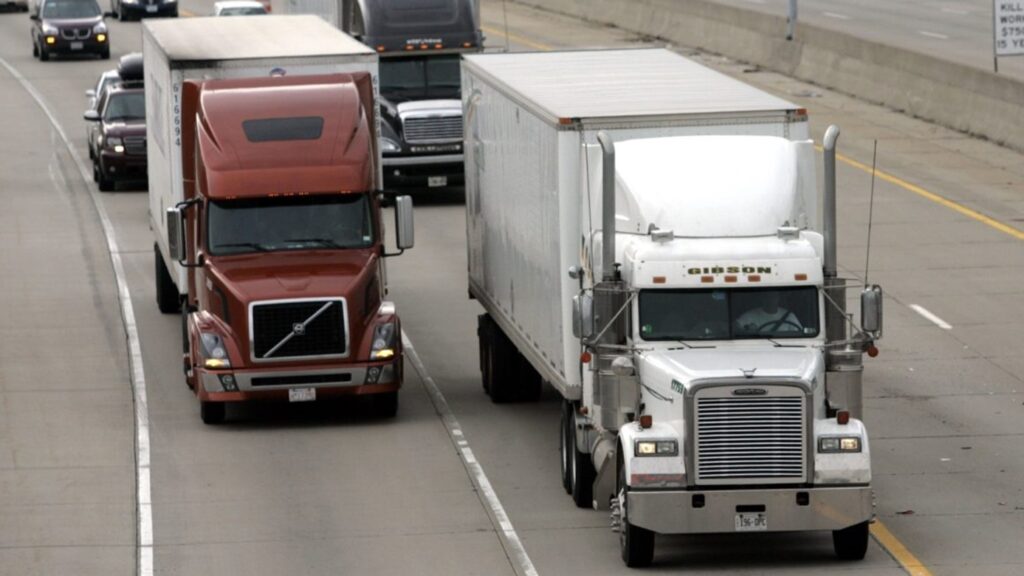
[818,436,861,453]
[380,137,401,153]
[200,332,231,369]
[635,439,678,457]
[370,322,397,359]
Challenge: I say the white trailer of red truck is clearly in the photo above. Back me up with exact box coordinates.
[463,48,883,566]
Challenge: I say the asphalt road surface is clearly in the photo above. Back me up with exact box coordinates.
[0,0,1022,574]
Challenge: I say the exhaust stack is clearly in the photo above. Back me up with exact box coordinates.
[597,131,616,282]
[823,125,840,279]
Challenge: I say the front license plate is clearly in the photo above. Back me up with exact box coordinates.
[146,4,157,11]
[288,388,316,402]
[735,512,767,532]
[70,41,83,50]
[427,175,447,187]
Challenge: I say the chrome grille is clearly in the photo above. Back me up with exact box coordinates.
[61,28,91,40]
[123,136,146,156]
[402,115,462,144]
[250,299,347,361]
[695,392,805,484]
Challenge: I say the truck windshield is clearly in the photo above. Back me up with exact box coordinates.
[206,194,373,256]
[638,286,820,341]
[379,55,461,101]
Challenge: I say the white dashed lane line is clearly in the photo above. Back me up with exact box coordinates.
[910,304,953,330]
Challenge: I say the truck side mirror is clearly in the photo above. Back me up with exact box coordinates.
[394,195,414,251]
[572,293,594,339]
[860,285,883,338]
[166,207,187,264]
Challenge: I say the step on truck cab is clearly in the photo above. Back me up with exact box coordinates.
[144,16,414,424]
[463,49,883,566]
[271,0,483,191]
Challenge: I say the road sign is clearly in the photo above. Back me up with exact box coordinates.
[994,1,1024,56]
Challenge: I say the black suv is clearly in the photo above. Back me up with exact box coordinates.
[31,0,110,61]
[84,82,146,191]
[110,0,176,21]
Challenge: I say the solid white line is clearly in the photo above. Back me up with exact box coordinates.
[910,304,953,330]
[402,332,538,576]
[823,11,851,20]
[0,58,154,576]
[919,30,950,40]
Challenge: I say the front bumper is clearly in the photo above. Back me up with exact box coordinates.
[196,360,402,402]
[121,1,177,16]
[382,154,463,190]
[41,35,107,55]
[628,485,872,534]
[99,150,148,181]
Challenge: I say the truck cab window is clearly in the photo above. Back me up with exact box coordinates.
[639,286,819,341]
[206,194,373,255]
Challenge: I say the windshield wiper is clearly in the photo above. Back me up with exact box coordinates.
[668,340,717,351]
[767,338,811,348]
[215,242,270,252]
[283,237,345,248]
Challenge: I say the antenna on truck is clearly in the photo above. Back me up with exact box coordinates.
[501,0,511,53]
[864,140,878,285]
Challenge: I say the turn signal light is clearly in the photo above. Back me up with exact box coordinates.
[96,33,107,43]
[795,273,808,281]
[580,351,592,363]
[837,410,850,425]
[652,276,666,284]
[639,414,653,429]
[867,345,879,358]
[700,275,714,283]
[46,36,56,45]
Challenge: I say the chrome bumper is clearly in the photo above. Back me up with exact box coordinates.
[628,485,872,534]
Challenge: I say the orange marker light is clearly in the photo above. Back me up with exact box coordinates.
[748,274,761,282]
[376,45,386,52]
[701,275,714,283]
[462,42,473,48]
[837,410,850,425]
[724,275,737,283]
[867,345,879,358]
[639,415,653,429]
[434,43,443,49]
[795,273,808,281]
[652,276,666,284]
[580,351,592,364]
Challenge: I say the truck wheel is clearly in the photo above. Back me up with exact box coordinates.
[200,401,225,425]
[570,410,595,508]
[372,391,399,418]
[477,314,491,395]
[833,520,870,560]
[559,400,572,493]
[487,320,518,404]
[618,449,655,567]
[155,244,181,313]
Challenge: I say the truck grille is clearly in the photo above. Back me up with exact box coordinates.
[124,136,146,156]
[402,115,462,144]
[694,391,806,484]
[250,299,347,361]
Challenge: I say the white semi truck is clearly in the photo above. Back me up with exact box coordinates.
[463,48,883,566]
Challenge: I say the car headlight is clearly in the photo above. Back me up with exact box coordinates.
[370,322,397,359]
[818,436,862,453]
[199,332,231,369]
[92,22,106,33]
[635,439,678,457]
[380,137,401,153]
[42,24,57,34]
[105,136,124,153]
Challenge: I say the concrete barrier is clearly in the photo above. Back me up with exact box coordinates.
[510,0,1024,152]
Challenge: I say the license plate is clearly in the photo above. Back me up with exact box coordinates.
[735,512,767,532]
[146,4,157,11]
[427,175,447,187]
[70,41,83,50]
[288,388,316,402]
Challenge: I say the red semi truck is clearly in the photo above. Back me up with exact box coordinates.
[144,17,414,423]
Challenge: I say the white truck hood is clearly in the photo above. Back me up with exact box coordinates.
[639,346,822,394]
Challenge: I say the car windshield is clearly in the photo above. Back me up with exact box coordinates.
[42,0,101,19]
[207,194,374,256]
[638,286,820,341]
[104,92,145,121]
[379,55,461,101]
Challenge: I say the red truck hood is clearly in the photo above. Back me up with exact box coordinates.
[208,249,377,304]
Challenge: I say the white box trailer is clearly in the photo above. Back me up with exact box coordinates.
[143,15,381,296]
[463,48,811,401]
[463,48,881,566]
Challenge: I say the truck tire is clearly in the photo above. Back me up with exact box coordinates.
[833,520,870,560]
[372,391,399,418]
[485,319,519,404]
[560,400,573,493]
[155,244,181,314]
[200,401,225,425]
[618,448,655,567]
[477,314,491,394]
[570,410,595,508]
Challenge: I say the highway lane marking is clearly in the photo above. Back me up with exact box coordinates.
[0,58,155,576]
[871,520,936,576]
[823,12,851,20]
[481,24,554,51]
[833,151,1024,241]
[909,304,953,330]
[918,30,950,40]
[403,333,539,576]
